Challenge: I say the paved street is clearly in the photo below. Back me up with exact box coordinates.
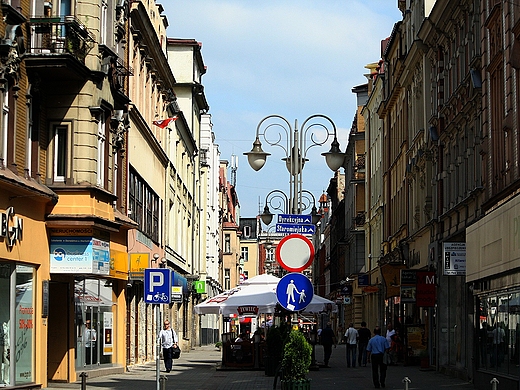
[47,344,475,390]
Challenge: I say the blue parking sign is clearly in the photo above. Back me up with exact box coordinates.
[276,273,314,312]
[144,268,171,304]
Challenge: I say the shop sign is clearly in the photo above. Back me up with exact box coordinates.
[50,237,110,274]
[171,286,183,303]
[443,242,466,276]
[1,207,23,249]
[416,271,436,307]
[193,280,206,294]
[129,253,149,279]
[358,274,369,286]
[400,285,416,303]
[237,306,258,315]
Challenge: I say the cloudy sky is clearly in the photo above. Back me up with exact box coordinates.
[162,1,402,219]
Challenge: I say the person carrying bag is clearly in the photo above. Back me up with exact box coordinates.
[159,320,179,372]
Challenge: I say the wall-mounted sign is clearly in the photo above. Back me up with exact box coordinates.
[193,280,206,294]
[50,237,110,274]
[1,207,23,249]
[443,242,466,276]
[171,286,183,303]
[129,253,149,279]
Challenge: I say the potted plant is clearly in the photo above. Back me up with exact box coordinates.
[281,329,312,390]
[215,341,222,351]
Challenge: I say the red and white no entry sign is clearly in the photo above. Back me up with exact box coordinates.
[275,234,314,272]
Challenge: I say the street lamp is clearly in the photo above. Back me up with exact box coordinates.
[260,189,321,226]
[244,114,345,214]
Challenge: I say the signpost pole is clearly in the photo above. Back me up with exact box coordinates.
[156,304,160,390]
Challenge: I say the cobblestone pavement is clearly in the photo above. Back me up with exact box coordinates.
[46,344,475,390]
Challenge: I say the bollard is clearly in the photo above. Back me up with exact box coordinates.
[79,372,88,390]
[402,376,412,390]
[490,377,499,390]
[159,375,168,390]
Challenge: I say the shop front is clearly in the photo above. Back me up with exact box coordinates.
[467,196,520,390]
[47,229,128,382]
[1,184,57,389]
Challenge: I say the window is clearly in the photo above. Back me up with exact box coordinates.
[129,167,161,242]
[0,262,36,386]
[477,291,520,377]
[97,112,106,187]
[100,0,108,45]
[53,125,68,182]
[224,269,230,290]
[224,234,231,253]
[241,247,248,262]
[1,88,8,168]
[243,225,251,238]
[266,248,274,263]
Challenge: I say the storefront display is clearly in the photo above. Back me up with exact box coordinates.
[0,262,35,386]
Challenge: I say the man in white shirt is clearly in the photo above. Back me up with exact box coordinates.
[344,323,359,368]
[159,320,178,373]
[84,319,97,365]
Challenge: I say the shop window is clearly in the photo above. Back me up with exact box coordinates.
[0,262,36,386]
[477,291,520,378]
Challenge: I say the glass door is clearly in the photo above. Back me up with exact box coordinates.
[75,278,113,368]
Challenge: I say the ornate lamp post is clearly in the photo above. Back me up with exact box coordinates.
[259,189,321,226]
[244,114,345,214]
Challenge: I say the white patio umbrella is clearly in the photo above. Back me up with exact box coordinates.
[194,273,336,316]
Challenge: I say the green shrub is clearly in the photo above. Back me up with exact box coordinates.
[282,329,312,381]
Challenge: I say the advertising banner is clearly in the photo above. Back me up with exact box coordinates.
[50,237,109,274]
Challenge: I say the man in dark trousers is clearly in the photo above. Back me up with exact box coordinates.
[357,321,372,367]
[320,321,337,367]
[367,327,390,388]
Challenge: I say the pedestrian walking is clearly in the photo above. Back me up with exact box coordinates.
[367,327,390,388]
[344,322,358,368]
[159,320,178,373]
[357,321,371,367]
[320,321,337,367]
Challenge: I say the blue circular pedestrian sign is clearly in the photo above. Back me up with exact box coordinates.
[276,273,314,312]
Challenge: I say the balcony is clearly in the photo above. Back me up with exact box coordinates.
[25,16,95,82]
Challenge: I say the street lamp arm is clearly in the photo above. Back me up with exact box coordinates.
[244,115,293,171]
[300,114,337,152]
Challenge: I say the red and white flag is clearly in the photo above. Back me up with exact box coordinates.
[152,116,178,129]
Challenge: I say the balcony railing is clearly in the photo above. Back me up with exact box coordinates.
[27,16,95,63]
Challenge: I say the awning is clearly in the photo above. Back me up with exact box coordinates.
[173,272,188,295]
